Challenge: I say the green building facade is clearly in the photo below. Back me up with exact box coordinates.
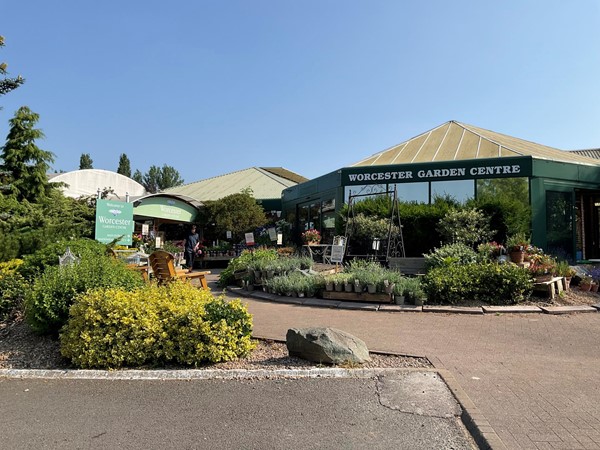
[281,121,600,261]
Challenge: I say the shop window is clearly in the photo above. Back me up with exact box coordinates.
[431,180,474,203]
[392,182,429,203]
[546,191,573,260]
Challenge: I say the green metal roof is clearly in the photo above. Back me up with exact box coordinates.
[164,167,308,202]
[351,121,600,167]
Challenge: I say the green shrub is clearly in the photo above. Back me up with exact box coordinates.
[18,238,108,280]
[423,262,532,305]
[25,254,145,334]
[0,259,28,321]
[424,243,478,270]
[436,207,494,247]
[60,282,256,369]
[397,198,456,256]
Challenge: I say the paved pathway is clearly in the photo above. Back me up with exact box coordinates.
[212,275,600,450]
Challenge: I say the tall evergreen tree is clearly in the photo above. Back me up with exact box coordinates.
[0,36,25,107]
[1,106,55,202]
[137,164,184,193]
[79,153,93,169]
[117,153,131,177]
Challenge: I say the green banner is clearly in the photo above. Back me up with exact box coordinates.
[133,196,197,222]
[95,199,134,245]
[342,156,533,185]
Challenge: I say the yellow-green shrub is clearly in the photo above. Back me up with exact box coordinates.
[0,259,26,321]
[60,281,256,369]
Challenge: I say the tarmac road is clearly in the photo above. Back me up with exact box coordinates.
[0,373,476,450]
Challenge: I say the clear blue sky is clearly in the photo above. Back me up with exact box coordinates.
[2,1,600,184]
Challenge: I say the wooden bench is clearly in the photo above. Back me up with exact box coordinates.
[149,250,211,289]
[388,257,427,276]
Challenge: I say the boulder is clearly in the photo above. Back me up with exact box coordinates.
[286,327,371,365]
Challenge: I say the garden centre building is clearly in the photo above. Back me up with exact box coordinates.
[281,121,600,261]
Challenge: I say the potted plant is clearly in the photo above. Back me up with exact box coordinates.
[301,229,321,246]
[579,275,593,291]
[528,253,557,282]
[556,260,576,289]
[324,276,334,292]
[506,233,530,264]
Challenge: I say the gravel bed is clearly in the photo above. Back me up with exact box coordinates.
[0,315,430,371]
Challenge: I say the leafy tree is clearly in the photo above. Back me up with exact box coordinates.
[117,153,131,177]
[138,164,184,193]
[202,190,267,242]
[132,169,143,184]
[79,153,93,169]
[1,106,56,202]
[0,35,25,105]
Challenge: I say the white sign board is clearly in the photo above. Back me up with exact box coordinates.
[330,245,345,264]
[141,224,149,236]
[245,232,255,246]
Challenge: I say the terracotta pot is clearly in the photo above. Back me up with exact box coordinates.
[592,283,599,293]
[509,250,525,264]
[580,283,592,292]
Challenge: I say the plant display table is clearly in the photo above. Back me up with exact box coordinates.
[532,276,565,299]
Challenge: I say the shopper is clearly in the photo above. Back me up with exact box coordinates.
[184,225,200,273]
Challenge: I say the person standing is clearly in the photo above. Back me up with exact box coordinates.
[184,225,200,273]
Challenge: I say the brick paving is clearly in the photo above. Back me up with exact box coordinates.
[220,280,600,450]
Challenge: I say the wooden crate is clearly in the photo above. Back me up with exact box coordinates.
[321,291,393,303]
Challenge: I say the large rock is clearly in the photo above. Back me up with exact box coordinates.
[286,327,371,365]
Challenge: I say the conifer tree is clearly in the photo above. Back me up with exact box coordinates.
[79,153,93,169]
[1,106,55,202]
[117,153,131,177]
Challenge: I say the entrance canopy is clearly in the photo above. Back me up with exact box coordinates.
[132,194,201,223]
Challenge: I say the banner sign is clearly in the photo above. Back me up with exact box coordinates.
[95,199,134,245]
[342,156,532,185]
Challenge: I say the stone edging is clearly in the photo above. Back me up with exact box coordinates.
[229,286,600,315]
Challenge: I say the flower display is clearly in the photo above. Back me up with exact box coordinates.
[301,229,321,244]
[527,253,557,277]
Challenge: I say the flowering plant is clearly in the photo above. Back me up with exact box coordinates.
[477,241,505,259]
[302,229,321,243]
[527,253,557,277]
[132,233,144,248]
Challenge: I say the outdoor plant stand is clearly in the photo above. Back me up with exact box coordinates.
[532,276,565,300]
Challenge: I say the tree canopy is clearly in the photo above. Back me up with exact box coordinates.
[202,190,267,242]
[0,35,25,104]
[1,106,56,202]
[135,164,184,193]
[79,153,93,169]
[117,153,131,177]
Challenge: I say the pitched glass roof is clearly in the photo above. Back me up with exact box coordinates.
[351,121,600,167]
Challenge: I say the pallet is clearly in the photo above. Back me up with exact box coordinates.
[321,291,393,303]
